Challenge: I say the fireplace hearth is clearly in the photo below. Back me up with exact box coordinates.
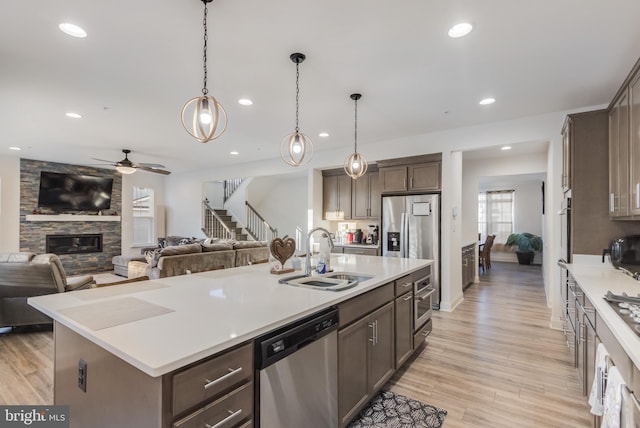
[46,234,103,255]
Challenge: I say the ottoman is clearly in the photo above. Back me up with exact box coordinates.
[112,255,145,277]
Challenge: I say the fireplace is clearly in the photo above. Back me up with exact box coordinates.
[46,234,103,255]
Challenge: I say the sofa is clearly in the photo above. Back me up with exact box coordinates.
[128,240,270,280]
[0,252,95,328]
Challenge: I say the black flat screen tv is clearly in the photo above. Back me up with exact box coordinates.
[37,171,114,211]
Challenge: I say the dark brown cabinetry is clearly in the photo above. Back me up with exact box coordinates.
[323,174,352,220]
[379,162,441,193]
[394,290,413,368]
[461,244,475,289]
[338,283,395,428]
[352,172,380,218]
[343,246,378,256]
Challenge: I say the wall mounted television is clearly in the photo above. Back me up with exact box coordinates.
[37,171,114,211]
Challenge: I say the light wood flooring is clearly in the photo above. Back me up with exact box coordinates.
[1,262,593,427]
[387,262,593,427]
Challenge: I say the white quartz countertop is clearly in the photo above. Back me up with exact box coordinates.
[29,254,430,377]
[566,262,640,370]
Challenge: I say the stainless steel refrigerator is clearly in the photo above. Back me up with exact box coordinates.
[382,194,440,309]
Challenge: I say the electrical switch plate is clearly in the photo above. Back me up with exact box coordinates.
[78,359,87,392]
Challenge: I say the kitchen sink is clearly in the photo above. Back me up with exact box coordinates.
[279,272,374,291]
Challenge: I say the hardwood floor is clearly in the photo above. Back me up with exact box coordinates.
[387,262,593,427]
[1,262,593,427]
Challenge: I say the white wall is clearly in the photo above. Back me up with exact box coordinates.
[246,173,307,241]
[203,181,224,208]
[0,156,20,252]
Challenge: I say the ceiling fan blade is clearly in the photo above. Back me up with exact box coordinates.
[134,162,166,168]
[137,166,171,175]
[91,157,117,164]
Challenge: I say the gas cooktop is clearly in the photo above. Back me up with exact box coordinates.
[605,291,640,336]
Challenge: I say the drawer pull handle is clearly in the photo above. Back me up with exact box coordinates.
[205,409,242,428]
[401,282,412,288]
[204,367,243,390]
[415,294,430,302]
[403,295,413,301]
[422,330,430,337]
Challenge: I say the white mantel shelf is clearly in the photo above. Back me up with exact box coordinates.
[25,214,121,222]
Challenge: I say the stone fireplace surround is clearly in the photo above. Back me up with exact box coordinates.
[20,159,122,276]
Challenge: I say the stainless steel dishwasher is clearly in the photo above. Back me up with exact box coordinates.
[255,307,339,428]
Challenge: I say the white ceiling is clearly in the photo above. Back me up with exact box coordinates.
[2,0,640,174]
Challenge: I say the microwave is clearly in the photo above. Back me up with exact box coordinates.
[609,235,640,271]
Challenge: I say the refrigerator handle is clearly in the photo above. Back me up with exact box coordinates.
[400,212,406,258]
[402,211,409,258]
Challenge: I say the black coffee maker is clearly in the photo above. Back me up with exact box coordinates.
[367,225,379,245]
[353,229,363,244]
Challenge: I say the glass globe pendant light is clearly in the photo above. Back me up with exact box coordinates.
[344,93,368,179]
[181,0,227,143]
[281,53,313,166]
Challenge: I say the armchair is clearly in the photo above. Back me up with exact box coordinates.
[0,253,95,328]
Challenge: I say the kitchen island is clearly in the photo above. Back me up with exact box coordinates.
[29,254,432,428]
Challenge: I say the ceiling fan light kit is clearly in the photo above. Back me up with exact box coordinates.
[280,53,313,167]
[344,93,368,179]
[181,0,227,143]
[92,149,171,175]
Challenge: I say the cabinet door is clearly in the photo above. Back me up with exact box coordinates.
[338,317,369,426]
[368,302,395,393]
[630,72,640,215]
[585,320,599,399]
[343,247,378,256]
[323,175,339,220]
[394,292,413,368]
[561,117,572,192]
[408,163,440,191]
[379,166,407,192]
[338,175,352,219]
[369,172,381,218]
[609,91,630,217]
[352,174,371,219]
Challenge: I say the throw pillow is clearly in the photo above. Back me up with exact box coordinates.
[145,249,161,267]
[160,243,203,256]
[202,242,234,252]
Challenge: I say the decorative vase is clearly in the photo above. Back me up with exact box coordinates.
[516,251,534,265]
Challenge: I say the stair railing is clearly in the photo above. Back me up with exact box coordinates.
[223,178,245,203]
[245,201,278,242]
[202,200,236,240]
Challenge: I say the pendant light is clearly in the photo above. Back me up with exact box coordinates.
[344,93,368,179]
[181,0,227,143]
[281,53,313,166]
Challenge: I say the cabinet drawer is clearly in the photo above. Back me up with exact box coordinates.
[172,342,253,416]
[173,381,253,428]
[339,282,394,327]
[343,247,378,256]
[413,318,432,349]
[394,275,413,296]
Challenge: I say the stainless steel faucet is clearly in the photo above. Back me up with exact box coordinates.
[305,227,334,276]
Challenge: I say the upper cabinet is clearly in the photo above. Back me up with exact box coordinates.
[352,172,380,219]
[561,116,572,193]
[608,57,640,219]
[378,155,442,194]
[323,174,352,220]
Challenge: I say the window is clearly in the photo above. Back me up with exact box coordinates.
[478,190,514,244]
[132,186,154,246]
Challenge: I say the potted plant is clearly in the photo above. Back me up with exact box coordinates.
[505,232,543,265]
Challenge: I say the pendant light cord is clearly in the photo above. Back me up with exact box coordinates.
[354,97,358,152]
[202,2,209,96]
[295,61,300,133]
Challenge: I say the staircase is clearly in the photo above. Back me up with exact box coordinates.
[212,209,248,241]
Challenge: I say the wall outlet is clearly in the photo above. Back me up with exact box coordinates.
[78,359,87,392]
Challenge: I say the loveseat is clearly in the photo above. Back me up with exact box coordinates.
[0,252,95,327]
[128,240,269,280]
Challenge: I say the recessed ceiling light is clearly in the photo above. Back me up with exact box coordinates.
[501,146,512,151]
[9,147,21,151]
[448,22,473,38]
[65,112,83,119]
[238,99,253,106]
[58,23,87,38]
[318,132,329,138]
[230,151,239,155]
[479,98,496,105]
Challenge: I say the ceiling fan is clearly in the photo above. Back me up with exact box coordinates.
[91,149,171,175]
